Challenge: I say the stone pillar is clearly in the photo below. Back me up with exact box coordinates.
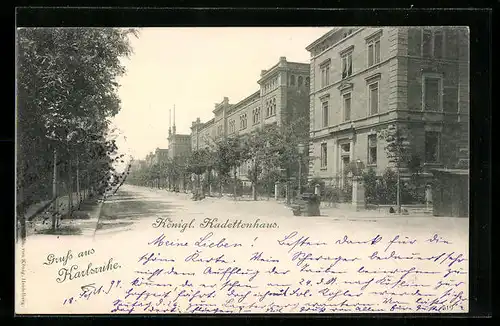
[314,184,321,196]
[274,182,280,200]
[352,176,365,211]
[332,139,337,177]
[425,184,433,211]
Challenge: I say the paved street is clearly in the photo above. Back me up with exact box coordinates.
[94,184,469,239]
[17,183,469,314]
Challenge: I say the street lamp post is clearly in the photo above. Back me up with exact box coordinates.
[297,143,305,196]
[355,158,364,176]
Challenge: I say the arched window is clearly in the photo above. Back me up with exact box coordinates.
[298,76,303,86]
[305,77,310,87]
[290,75,296,86]
[272,98,276,115]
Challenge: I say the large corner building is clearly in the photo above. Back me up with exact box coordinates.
[306,27,470,185]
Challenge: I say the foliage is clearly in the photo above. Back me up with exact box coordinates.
[379,124,412,168]
[17,27,137,237]
[186,148,211,176]
[362,168,378,204]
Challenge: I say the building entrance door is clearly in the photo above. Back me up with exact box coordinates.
[340,143,351,188]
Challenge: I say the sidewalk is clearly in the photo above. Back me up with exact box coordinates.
[24,192,103,237]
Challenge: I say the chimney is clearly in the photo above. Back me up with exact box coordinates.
[223,97,229,104]
[279,56,287,67]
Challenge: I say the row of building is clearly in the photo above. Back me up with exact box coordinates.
[134,27,470,191]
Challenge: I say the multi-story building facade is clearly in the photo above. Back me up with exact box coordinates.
[306,27,469,185]
[153,148,170,165]
[190,56,310,183]
[167,131,191,160]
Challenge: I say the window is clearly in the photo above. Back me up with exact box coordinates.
[266,101,270,117]
[341,52,353,79]
[298,76,303,86]
[272,98,276,115]
[343,93,351,122]
[305,77,310,88]
[422,29,433,57]
[229,120,235,133]
[321,64,330,87]
[340,143,351,178]
[253,107,261,125]
[290,75,296,86]
[320,143,328,168]
[367,38,381,67]
[423,76,442,111]
[240,114,247,130]
[369,82,379,115]
[322,101,329,127]
[422,28,445,58]
[434,30,444,58]
[368,134,377,165]
[425,131,440,163]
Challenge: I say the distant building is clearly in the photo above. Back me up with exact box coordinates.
[306,27,469,186]
[168,107,191,160]
[153,148,170,165]
[191,56,310,184]
[145,152,155,167]
[130,159,145,173]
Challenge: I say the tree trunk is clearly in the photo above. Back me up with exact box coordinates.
[286,180,291,205]
[76,155,80,208]
[396,166,401,214]
[207,169,212,196]
[87,173,91,199]
[51,149,57,231]
[252,161,258,201]
[67,158,73,218]
[233,168,237,200]
[197,174,201,196]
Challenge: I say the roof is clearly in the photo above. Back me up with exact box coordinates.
[258,59,309,83]
[228,90,260,114]
[305,28,341,51]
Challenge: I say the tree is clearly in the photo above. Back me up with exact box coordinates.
[244,124,279,200]
[211,136,249,199]
[379,124,412,213]
[16,27,138,238]
[271,117,310,204]
[187,148,211,195]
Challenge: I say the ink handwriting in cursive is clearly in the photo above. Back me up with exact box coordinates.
[277,231,328,253]
[101,230,468,314]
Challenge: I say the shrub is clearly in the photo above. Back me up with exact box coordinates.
[363,168,378,204]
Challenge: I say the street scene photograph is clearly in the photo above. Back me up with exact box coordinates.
[16,26,470,314]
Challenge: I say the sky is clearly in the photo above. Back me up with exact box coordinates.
[112,27,332,161]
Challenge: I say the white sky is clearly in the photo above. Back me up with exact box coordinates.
[112,27,332,161]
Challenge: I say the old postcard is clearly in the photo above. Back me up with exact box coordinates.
[15,26,469,314]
